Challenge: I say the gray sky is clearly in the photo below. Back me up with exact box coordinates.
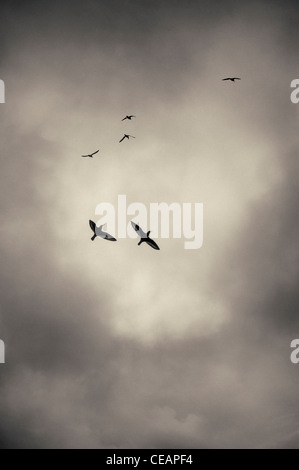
[0,0,299,448]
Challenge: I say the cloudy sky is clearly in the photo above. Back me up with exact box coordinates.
[0,0,299,449]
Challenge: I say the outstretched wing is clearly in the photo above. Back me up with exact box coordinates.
[222,78,230,81]
[119,136,125,143]
[91,150,99,156]
[89,220,96,233]
[121,116,128,121]
[103,232,117,241]
[146,238,160,250]
[81,155,89,157]
[131,221,147,238]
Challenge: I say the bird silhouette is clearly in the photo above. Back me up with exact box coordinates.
[89,220,117,241]
[119,134,135,143]
[222,77,241,82]
[81,150,100,158]
[131,221,160,250]
[122,115,136,121]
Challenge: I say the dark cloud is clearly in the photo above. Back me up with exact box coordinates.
[0,0,299,449]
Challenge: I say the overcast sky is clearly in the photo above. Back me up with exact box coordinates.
[0,0,299,449]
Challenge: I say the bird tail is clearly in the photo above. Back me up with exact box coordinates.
[91,234,96,241]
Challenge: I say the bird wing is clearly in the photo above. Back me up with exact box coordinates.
[91,150,99,156]
[89,220,96,233]
[131,221,147,238]
[119,136,125,143]
[146,238,160,250]
[103,232,117,241]
[122,117,127,121]
[222,78,230,81]
[81,155,89,157]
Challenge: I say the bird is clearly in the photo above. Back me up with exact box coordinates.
[122,115,136,121]
[119,134,135,143]
[89,220,117,241]
[222,77,241,82]
[81,150,99,158]
[131,221,160,250]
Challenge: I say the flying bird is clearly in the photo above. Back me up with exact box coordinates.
[222,77,241,82]
[81,150,100,158]
[122,115,136,121]
[89,220,117,242]
[119,134,135,143]
[131,221,160,250]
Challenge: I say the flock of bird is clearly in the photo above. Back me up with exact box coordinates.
[84,78,241,251]
[84,114,160,250]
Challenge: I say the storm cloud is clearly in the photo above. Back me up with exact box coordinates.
[0,0,299,448]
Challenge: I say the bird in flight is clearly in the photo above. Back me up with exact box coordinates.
[89,220,117,242]
[131,221,160,250]
[122,115,136,121]
[119,134,135,143]
[81,150,100,158]
[222,77,241,82]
